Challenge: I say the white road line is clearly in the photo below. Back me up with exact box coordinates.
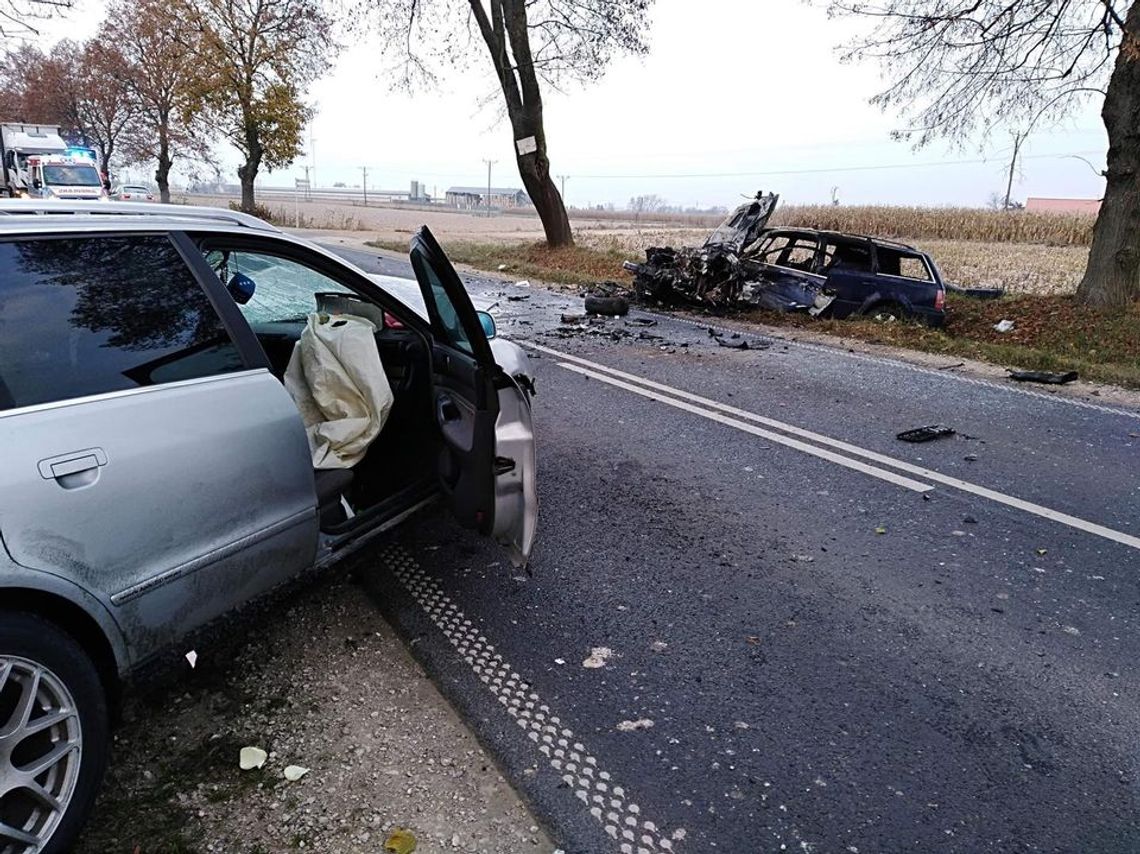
[379,543,685,854]
[558,362,933,494]
[649,311,1140,421]
[528,342,1140,552]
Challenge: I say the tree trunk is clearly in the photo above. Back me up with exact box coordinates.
[1077,6,1140,308]
[476,0,573,248]
[155,121,172,204]
[237,136,262,213]
[514,134,572,248]
[238,162,256,212]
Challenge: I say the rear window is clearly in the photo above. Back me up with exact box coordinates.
[877,247,932,281]
[0,235,245,411]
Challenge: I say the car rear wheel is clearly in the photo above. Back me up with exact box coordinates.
[0,612,108,854]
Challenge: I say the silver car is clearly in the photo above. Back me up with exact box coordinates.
[0,202,538,852]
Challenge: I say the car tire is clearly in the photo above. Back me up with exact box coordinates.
[0,611,109,854]
[584,295,630,317]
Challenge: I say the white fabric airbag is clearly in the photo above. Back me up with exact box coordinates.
[284,313,394,469]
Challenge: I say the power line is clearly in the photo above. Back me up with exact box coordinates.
[564,150,1105,180]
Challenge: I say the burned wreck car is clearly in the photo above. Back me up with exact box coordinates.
[624,193,947,327]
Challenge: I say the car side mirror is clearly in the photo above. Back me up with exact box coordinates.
[477,310,496,340]
[32,178,42,189]
[227,272,256,305]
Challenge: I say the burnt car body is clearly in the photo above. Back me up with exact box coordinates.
[625,195,947,327]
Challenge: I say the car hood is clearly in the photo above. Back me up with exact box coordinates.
[702,192,779,253]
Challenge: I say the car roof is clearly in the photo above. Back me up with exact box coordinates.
[0,200,281,235]
[761,226,924,255]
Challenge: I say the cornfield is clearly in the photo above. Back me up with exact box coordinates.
[770,205,1096,247]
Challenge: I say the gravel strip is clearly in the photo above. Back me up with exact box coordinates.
[76,572,554,853]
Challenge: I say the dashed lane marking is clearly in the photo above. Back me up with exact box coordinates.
[380,543,684,854]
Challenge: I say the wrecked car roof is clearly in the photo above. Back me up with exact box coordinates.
[758,226,927,255]
[703,192,779,252]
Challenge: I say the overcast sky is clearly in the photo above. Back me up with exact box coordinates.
[37,0,1108,208]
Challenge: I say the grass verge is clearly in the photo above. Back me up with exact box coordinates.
[368,239,1140,389]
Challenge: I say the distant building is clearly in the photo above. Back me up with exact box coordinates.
[1026,197,1102,215]
[446,186,530,210]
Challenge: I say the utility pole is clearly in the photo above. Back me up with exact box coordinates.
[483,158,496,217]
[557,174,569,202]
[309,128,316,190]
[361,166,368,206]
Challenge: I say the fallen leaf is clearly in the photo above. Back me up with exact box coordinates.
[284,765,309,781]
[239,747,267,771]
[384,828,417,854]
[1036,548,1048,556]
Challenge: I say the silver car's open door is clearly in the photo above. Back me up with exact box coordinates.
[409,226,537,566]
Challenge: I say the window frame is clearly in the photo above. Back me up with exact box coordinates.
[0,230,263,414]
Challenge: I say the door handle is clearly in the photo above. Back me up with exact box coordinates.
[38,448,108,480]
[437,396,462,423]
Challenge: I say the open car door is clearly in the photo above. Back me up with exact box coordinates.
[410,226,537,566]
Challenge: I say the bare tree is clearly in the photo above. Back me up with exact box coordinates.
[185,0,333,213]
[1,40,135,177]
[0,0,70,41]
[102,0,209,202]
[355,0,655,248]
[828,0,1138,308]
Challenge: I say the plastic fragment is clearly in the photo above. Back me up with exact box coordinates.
[239,746,267,770]
[185,650,197,669]
[384,828,417,853]
[994,319,1015,333]
[284,765,309,781]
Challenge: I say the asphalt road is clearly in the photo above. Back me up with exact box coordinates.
[331,242,1140,853]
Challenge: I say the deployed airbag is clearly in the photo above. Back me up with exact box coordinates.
[284,313,394,469]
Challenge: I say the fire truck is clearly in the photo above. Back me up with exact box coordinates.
[1,122,109,200]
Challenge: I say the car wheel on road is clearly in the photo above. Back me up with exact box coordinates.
[0,612,109,854]
[584,295,630,317]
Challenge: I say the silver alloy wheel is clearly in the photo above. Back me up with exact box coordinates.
[0,657,83,854]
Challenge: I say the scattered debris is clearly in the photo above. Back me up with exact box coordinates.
[560,313,586,324]
[734,721,750,730]
[1008,369,1078,385]
[582,646,613,669]
[554,657,566,665]
[515,280,530,287]
[283,765,309,782]
[745,635,762,645]
[875,526,887,535]
[937,362,966,371]
[239,746,267,771]
[994,319,1016,333]
[650,641,668,652]
[497,263,508,271]
[624,317,658,327]
[946,283,1005,300]
[383,827,417,854]
[185,650,197,669]
[616,718,655,732]
[584,294,630,316]
[897,425,955,443]
[506,294,530,302]
[964,454,979,462]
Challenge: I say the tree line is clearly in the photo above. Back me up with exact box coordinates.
[0,0,331,207]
